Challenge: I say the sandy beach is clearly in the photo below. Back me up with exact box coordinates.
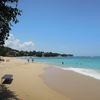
[0,57,69,100]
[0,57,100,100]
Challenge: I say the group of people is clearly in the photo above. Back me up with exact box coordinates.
[27,58,34,63]
[27,57,64,64]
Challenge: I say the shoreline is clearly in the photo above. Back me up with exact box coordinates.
[19,56,100,80]
[4,56,100,80]
[62,67,100,80]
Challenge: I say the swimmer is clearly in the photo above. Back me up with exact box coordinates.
[62,62,64,64]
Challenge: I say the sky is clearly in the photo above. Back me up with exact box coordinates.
[5,0,100,56]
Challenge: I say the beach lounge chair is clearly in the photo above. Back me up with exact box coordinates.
[1,74,13,84]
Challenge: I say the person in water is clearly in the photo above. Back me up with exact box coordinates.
[62,62,64,64]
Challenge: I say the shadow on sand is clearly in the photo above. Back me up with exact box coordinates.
[0,84,20,100]
[2,79,13,84]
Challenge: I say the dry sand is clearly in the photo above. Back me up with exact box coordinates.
[0,57,69,100]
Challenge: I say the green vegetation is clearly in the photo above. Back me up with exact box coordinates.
[0,0,21,46]
[0,46,74,57]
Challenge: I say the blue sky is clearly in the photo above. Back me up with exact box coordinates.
[6,0,100,56]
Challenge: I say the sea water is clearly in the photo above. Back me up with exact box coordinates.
[20,56,100,80]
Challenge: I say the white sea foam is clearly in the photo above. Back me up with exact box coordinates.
[61,67,100,80]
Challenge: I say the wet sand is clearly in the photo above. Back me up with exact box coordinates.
[42,66,100,100]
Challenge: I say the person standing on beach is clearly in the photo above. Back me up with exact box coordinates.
[27,59,29,62]
[32,58,34,62]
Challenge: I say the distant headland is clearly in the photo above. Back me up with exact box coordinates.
[0,46,73,57]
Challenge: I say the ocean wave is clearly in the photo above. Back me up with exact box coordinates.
[61,67,100,80]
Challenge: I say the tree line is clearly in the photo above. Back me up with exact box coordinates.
[0,46,73,57]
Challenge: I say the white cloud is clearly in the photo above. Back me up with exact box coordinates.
[5,34,35,51]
